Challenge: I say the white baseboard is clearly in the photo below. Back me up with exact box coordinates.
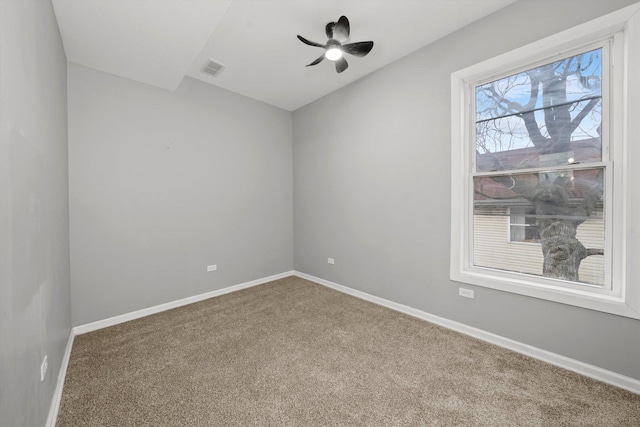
[45,330,74,427]
[294,271,640,395]
[73,271,294,335]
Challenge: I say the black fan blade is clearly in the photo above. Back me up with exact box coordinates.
[334,16,350,40]
[325,22,335,39]
[335,57,348,73]
[297,35,325,48]
[306,54,325,67]
[342,41,374,57]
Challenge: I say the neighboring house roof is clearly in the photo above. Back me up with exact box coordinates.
[474,139,604,207]
[475,138,601,172]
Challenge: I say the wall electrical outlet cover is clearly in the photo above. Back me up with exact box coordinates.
[328,258,335,265]
[459,288,475,299]
[207,264,217,272]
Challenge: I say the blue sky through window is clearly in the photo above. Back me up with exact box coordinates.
[474,48,602,164]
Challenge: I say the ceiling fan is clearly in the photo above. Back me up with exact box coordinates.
[297,16,374,73]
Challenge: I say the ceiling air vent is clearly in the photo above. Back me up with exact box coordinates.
[201,59,226,77]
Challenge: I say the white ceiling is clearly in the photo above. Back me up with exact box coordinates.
[52,0,516,111]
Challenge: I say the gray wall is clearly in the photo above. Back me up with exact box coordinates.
[0,1,72,426]
[68,64,293,326]
[293,0,640,380]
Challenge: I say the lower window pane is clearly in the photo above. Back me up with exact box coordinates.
[473,167,605,286]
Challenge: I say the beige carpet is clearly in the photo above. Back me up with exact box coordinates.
[57,276,640,426]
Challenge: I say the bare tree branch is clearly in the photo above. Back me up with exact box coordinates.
[564,97,599,138]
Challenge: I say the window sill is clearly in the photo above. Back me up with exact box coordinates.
[451,267,640,319]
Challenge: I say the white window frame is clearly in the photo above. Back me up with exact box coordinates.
[450,4,640,319]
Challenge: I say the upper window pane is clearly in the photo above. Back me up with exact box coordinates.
[475,49,602,172]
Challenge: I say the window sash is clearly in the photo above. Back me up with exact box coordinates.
[470,39,612,175]
[472,164,609,288]
[465,39,613,292]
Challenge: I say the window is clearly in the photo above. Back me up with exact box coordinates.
[450,4,640,319]
[508,207,539,244]
[474,44,608,288]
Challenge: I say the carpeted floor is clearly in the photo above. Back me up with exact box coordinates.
[57,276,640,426]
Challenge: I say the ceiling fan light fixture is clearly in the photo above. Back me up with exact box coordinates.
[325,48,343,61]
[297,16,373,73]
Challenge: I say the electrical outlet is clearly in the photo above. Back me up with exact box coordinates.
[459,288,474,299]
[328,258,335,265]
[207,264,217,272]
[40,355,48,382]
